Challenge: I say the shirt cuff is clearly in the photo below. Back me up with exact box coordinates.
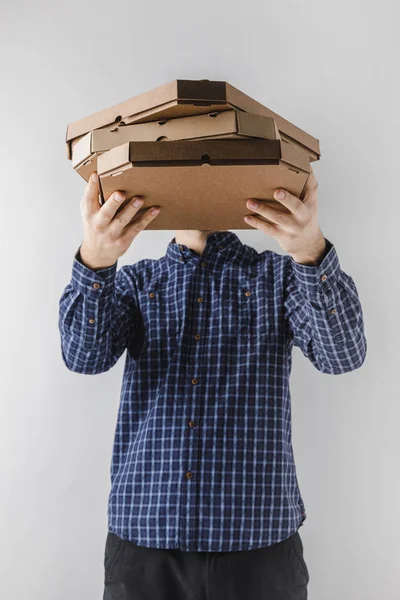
[70,246,118,298]
[289,239,341,297]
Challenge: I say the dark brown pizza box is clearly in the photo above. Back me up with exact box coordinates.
[72,110,281,182]
[95,138,311,230]
[65,79,320,162]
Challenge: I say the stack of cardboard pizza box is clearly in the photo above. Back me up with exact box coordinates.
[65,79,320,230]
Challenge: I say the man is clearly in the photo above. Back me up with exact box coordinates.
[58,168,366,600]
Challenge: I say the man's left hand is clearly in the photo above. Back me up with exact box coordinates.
[244,166,327,266]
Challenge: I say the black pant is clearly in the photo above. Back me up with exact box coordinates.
[103,528,309,600]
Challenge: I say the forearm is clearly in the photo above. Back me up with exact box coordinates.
[58,248,133,374]
[285,240,367,374]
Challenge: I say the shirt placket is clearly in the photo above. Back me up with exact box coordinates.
[179,248,210,550]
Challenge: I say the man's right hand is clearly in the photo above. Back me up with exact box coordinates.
[79,172,161,270]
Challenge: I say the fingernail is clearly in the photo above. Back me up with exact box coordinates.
[133,197,143,207]
[275,189,285,200]
[151,207,160,215]
[91,172,98,183]
[248,199,258,209]
[115,192,124,202]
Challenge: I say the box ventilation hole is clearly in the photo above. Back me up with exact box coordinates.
[158,119,167,126]
[156,136,169,141]
[208,111,220,118]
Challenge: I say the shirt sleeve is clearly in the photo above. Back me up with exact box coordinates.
[58,246,142,374]
[283,239,367,374]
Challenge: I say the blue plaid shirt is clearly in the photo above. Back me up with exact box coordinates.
[58,230,366,552]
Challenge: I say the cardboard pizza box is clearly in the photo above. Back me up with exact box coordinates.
[72,111,281,182]
[96,138,311,230]
[65,79,320,162]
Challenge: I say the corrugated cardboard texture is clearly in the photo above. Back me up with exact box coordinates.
[72,111,282,182]
[96,137,310,230]
[98,164,309,230]
[97,139,310,174]
[66,79,320,161]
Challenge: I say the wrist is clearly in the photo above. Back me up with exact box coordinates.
[79,245,117,270]
[290,235,327,266]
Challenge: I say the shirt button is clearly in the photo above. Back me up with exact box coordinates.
[200,261,207,268]
[92,283,101,289]
[186,471,193,479]
[194,334,201,340]
[149,292,155,298]
[245,290,251,296]
[321,274,327,282]
[331,308,337,314]
[191,378,198,385]
[179,257,183,262]
[88,318,95,324]
[179,245,184,251]
[197,297,203,303]
[188,420,196,428]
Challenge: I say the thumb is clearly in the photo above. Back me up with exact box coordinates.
[81,172,101,216]
[302,166,318,206]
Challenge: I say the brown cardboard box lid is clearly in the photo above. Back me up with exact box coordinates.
[97,138,310,175]
[73,133,274,184]
[72,110,281,169]
[66,79,320,160]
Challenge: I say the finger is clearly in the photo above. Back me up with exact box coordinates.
[246,199,294,229]
[271,188,305,216]
[302,166,318,206]
[108,196,145,233]
[244,214,279,239]
[122,206,162,241]
[80,172,101,217]
[96,190,128,228]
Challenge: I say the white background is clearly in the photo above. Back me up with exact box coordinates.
[0,0,398,598]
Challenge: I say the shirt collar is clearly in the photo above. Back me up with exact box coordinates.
[165,231,244,264]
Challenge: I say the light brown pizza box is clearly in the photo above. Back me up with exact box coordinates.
[72,110,281,182]
[96,138,311,230]
[65,79,320,162]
